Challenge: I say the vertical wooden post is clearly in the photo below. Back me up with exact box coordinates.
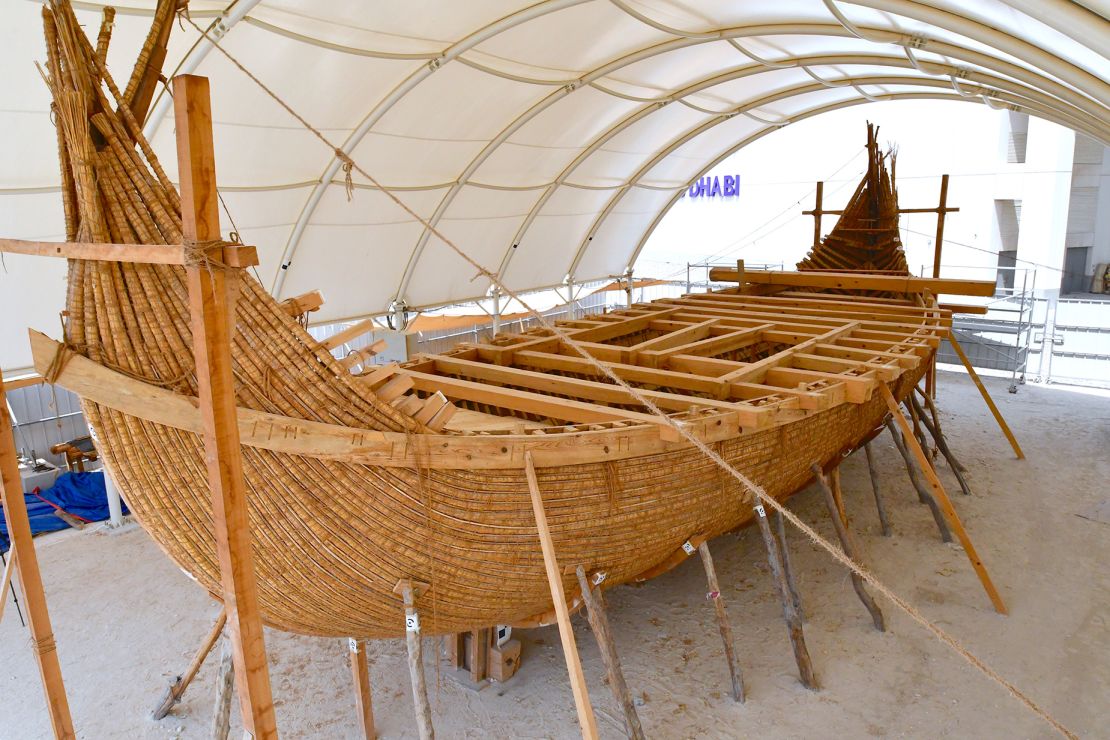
[752,500,818,690]
[947,333,1024,459]
[696,542,746,703]
[812,181,824,247]
[862,442,892,536]
[881,386,1008,614]
[348,638,376,739]
[574,566,645,739]
[0,380,75,739]
[173,74,277,739]
[931,174,950,279]
[524,452,599,740]
[811,465,885,631]
[394,579,434,740]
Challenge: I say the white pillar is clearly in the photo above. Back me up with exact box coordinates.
[624,267,634,308]
[104,469,123,528]
[1015,117,1075,298]
[490,288,502,335]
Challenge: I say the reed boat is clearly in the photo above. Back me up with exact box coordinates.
[29,2,993,639]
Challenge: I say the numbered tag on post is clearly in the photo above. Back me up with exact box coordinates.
[348,638,359,654]
[681,540,695,555]
[405,612,420,633]
[755,504,767,518]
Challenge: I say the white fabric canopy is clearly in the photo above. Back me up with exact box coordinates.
[2,0,1108,372]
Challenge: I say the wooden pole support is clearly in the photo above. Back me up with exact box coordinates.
[0,379,75,739]
[152,608,227,720]
[524,452,599,740]
[696,542,746,703]
[912,393,972,496]
[174,73,278,739]
[881,385,1008,614]
[810,465,885,631]
[348,638,376,739]
[885,418,952,543]
[0,550,16,625]
[751,500,818,690]
[211,637,235,740]
[863,442,892,536]
[574,566,645,739]
[947,333,1024,459]
[773,510,805,621]
[812,180,824,248]
[932,174,950,279]
[394,579,434,740]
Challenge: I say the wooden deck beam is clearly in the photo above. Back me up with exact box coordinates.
[708,268,995,297]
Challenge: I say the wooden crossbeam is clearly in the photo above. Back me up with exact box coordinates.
[0,236,258,267]
[321,318,377,351]
[707,268,995,297]
[279,290,324,317]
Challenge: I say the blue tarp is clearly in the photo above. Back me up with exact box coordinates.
[0,471,127,552]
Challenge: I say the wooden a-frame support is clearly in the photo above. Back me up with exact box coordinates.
[174,74,278,737]
[880,385,1007,614]
[0,378,76,738]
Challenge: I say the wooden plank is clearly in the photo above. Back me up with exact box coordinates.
[348,638,375,739]
[720,323,861,383]
[0,236,257,267]
[0,373,44,390]
[279,290,324,317]
[0,551,14,625]
[175,73,277,740]
[0,379,76,738]
[321,318,377,350]
[340,339,388,369]
[880,385,1007,614]
[524,453,599,740]
[707,268,996,297]
[947,333,1024,459]
[401,369,673,428]
[428,354,756,416]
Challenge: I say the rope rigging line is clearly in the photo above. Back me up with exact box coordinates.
[176,12,1073,738]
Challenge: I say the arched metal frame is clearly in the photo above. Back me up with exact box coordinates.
[128,0,1108,310]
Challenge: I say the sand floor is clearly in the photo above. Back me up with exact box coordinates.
[2,371,1109,739]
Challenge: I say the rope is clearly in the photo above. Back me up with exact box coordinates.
[176,13,1074,737]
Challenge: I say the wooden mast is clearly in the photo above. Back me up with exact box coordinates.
[174,74,278,738]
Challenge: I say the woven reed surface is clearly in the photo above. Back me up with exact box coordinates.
[43,2,927,638]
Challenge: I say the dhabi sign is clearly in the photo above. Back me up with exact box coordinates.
[681,174,741,199]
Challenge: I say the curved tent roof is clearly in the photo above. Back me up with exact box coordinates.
[2,0,1108,372]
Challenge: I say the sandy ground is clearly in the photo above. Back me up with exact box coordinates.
[2,371,1109,739]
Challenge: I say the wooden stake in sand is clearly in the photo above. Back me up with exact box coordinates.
[885,418,952,543]
[912,391,972,496]
[348,638,376,739]
[394,579,434,740]
[811,464,885,631]
[211,637,235,740]
[152,608,227,720]
[696,541,746,703]
[574,565,645,739]
[524,452,599,740]
[0,379,76,739]
[751,500,818,690]
[863,442,892,536]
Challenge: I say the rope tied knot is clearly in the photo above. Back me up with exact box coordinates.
[336,148,355,201]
